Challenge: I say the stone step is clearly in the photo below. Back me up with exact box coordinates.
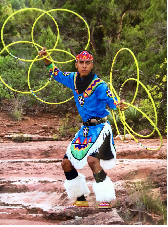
[3,134,55,142]
[0,158,166,225]
[0,141,69,160]
[0,140,166,160]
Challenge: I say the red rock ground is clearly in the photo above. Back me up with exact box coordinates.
[0,110,167,225]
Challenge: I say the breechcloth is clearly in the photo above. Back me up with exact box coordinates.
[63,120,116,170]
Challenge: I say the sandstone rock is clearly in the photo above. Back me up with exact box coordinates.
[124,134,133,140]
[59,208,124,225]
[115,135,124,140]
[115,134,132,140]
[138,129,153,136]
[21,117,30,121]
[42,125,48,130]
[148,167,167,203]
[4,134,55,142]
[0,138,166,225]
[45,207,99,221]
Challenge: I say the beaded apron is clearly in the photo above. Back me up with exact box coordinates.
[66,121,116,169]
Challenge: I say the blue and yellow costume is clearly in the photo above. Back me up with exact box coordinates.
[46,64,118,170]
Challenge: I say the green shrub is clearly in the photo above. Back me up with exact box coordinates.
[124,105,142,123]
[10,97,23,121]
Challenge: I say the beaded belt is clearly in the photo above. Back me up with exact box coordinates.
[83,117,107,126]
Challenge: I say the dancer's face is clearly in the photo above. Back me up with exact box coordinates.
[75,60,93,79]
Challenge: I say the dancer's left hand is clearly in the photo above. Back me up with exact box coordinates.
[116,99,127,111]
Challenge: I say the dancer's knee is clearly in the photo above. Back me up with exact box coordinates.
[87,156,97,167]
[61,159,73,172]
[87,156,102,173]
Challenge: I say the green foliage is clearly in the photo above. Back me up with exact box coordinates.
[139,59,167,132]
[10,99,23,121]
[12,133,30,142]
[107,110,121,126]
[10,0,26,9]
[0,0,166,134]
[0,55,29,98]
[125,105,142,123]
[37,26,57,50]
[57,113,80,138]
[11,109,22,121]
[107,110,125,135]
[108,105,143,134]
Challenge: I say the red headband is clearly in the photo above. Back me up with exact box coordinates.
[76,51,93,62]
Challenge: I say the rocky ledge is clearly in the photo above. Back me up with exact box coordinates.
[0,138,167,225]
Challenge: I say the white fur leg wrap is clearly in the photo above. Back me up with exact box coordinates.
[100,158,116,170]
[93,176,116,202]
[64,173,90,200]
